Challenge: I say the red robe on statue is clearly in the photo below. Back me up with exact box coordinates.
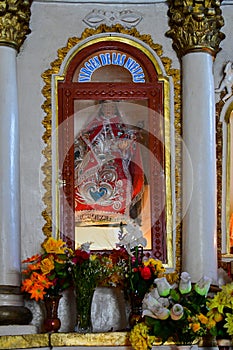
[74,106,144,225]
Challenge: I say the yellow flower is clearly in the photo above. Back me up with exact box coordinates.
[90,254,97,261]
[224,313,233,336]
[42,237,67,254]
[207,318,216,330]
[130,323,155,350]
[40,256,54,275]
[207,283,233,313]
[214,312,223,323]
[198,313,208,325]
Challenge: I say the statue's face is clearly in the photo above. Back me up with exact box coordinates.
[101,101,117,117]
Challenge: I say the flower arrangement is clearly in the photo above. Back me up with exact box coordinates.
[118,221,166,299]
[70,242,127,287]
[70,242,127,332]
[21,237,72,301]
[130,272,212,349]
[97,248,129,288]
[207,282,233,339]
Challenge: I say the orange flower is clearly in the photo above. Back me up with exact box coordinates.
[191,322,201,333]
[28,283,47,301]
[21,279,33,292]
[32,272,53,288]
[198,313,208,325]
[22,254,41,264]
[27,262,41,271]
[21,238,72,302]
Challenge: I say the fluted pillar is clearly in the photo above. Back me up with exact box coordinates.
[167,0,225,284]
[0,0,32,324]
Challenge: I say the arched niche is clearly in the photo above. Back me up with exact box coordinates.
[41,26,181,270]
[217,95,233,261]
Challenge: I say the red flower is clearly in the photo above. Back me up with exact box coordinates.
[72,249,90,264]
[139,266,152,280]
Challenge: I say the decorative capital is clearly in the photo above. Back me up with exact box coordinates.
[166,0,225,58]
[0,0,32,51]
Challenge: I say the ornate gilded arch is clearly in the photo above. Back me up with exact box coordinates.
[41,24,181,271]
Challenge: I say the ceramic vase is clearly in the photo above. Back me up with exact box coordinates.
[43,294,62,333]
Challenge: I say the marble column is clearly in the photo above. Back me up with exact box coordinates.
[0,0,32,324]
[167,0,225,284]
[181,52,217,283]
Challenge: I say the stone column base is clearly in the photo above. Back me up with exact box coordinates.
[0,286,32,325]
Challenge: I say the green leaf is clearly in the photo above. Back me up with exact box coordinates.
[48,272,56,281]
[170,288,180,302]
[209,326,218,337]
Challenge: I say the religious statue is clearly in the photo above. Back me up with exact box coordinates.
[215,61,233,102]
[74,100,144,225]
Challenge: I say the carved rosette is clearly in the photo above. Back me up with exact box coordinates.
[166,0,225,58]
[0,0,32,50]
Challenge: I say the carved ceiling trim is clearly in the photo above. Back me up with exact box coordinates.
[83,9,143,28]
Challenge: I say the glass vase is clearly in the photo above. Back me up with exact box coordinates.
[129,291,143,328]
[75,285,95,333]
[43,294,62,333]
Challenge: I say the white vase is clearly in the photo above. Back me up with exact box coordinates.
[91,287,127,332]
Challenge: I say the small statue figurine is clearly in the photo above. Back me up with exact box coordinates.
[215,61,233,102]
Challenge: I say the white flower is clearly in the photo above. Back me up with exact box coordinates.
[80,242,92,252]
[143,292,160,311]
[171,304,184,320]
[154,277,171,297]
[117,221,147,254]
[149,287,160,300]
[158,297,170,308]
[142,291,170,320]
[154,305,170,320]
[179,272,192,294]
[194,276,212,296]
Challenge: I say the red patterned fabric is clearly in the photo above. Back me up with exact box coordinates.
[74,107,144,225]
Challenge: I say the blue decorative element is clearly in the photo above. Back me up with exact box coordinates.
[89,187,107,202]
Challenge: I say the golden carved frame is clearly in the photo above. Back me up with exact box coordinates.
[41,24,181,271]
